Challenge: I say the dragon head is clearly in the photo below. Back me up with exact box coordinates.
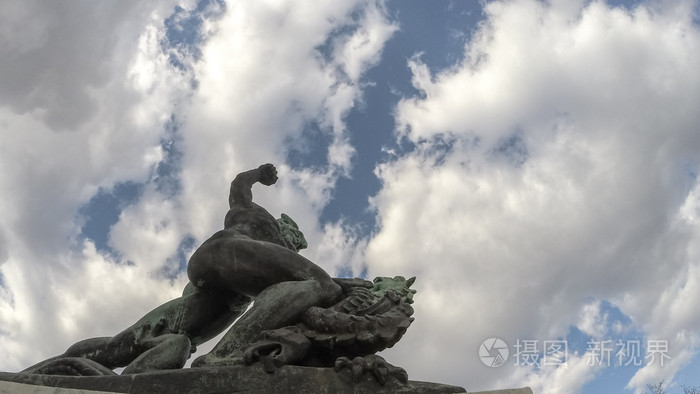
[277,213,308,252]
[372,276,417,304]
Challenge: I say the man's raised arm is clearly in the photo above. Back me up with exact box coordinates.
[229,163,278,208]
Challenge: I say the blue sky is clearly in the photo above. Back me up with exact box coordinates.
[1,1,700,393]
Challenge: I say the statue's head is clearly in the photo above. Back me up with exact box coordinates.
[277,213,308,252]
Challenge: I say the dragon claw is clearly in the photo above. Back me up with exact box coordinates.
[351,357,365,382]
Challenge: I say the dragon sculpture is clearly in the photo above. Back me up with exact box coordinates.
[244,275,416,384]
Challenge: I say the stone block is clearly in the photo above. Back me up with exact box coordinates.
[0,365,467,394]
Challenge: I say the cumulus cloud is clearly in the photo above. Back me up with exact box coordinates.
[0,0,396,373]
[173,0,397,273]
[0,0,192,370]
[4,1,699,393]
[578,301,609,339]
[504,352,603,394]
[369,0,700,392]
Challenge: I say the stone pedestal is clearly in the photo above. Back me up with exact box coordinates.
[0,365,466,394]
[0,380,118,394]
[0,366,536,394]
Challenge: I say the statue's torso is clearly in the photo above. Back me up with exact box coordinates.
[223,203,288,248]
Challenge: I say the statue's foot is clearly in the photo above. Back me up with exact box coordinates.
[334,355,408,385]
[190,353,245,368]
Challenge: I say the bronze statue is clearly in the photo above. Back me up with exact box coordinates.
[187,163,343,367]
[20,164,416,385]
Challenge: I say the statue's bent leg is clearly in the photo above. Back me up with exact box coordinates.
[63,333,140,369]
[122,334,191,374]
[192,279,339,367]
[22,332,144,375]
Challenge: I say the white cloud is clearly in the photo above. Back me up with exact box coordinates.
[0,0,193,371]
[309,221,368,277]
[578,301,608,339]
[503,352,602,394]
[332,1,398,82]
[173,0,398,271]
[626,330,699,394]
[4,1,699,393]
[369,0,700,392]
[0,0,397,374]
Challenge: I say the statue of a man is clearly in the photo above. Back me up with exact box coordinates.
[188,163,341,366]
[22,164,340,374]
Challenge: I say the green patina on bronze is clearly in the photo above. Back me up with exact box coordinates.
[372,276,416,303]
[277,213,307,252]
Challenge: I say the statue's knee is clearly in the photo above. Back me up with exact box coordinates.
[171,335,193,356]
[321,280,342,305]
[187,248,217,289]
[64,337,111,357]
[161,334,191,351]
